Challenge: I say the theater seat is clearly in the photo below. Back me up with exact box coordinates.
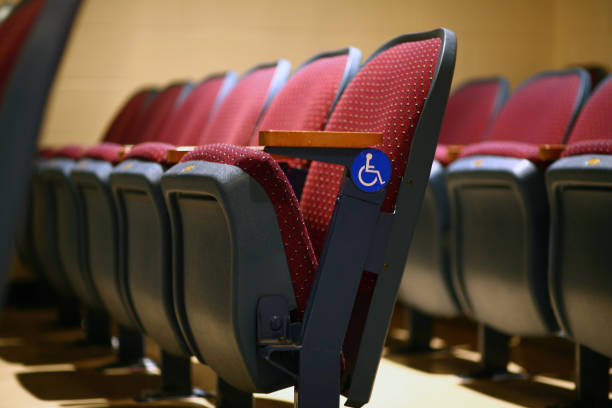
[109,60,292,399]
[397,78,508,350]
[1,0,81,307]
[547,75,612,406]
[445,69,590,376]
[68,74,235,371]
[162,28,456,407]
[32,84,181,347]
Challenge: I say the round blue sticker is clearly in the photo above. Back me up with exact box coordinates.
[350,148,391,192]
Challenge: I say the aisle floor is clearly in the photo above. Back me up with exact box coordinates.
[0,307,596,407]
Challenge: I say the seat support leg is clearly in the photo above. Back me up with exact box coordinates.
[138,350,210,401]
[295,349,341,408]
[57,297,80,327]
[216,377,253,408]
[404,308,434,352]
[117,325,145,364]
[464,324,520,379]
[84,309,110,346]
[575,344,609,407]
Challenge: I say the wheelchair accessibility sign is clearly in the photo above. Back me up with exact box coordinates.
[351,148,391,192]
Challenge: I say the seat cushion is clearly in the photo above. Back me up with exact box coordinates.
[181,144,318,319]
[82,142,124,163]
[458,140,541,163]
[51,144,83,160]
[122,141,176,164]
[562,139,612,157]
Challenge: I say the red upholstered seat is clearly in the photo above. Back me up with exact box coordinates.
[434,79,507,165]
[0,0,46,99]
[182,39,442,322]
[562,76,612,157]
[52,144,83,160]
[458,72,587,163]
[132,83,187,144]
[156,75,229,146]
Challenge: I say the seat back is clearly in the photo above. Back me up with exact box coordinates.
[297,30,455,404]
[131,82,192,144]
[155,72,238,146]
[486,70,589,145]
[439,78,508,146]
[0,0,80,303]
[252,48,362,143]
[198,61,291,145]
[561,75,612,157]
[0,0,46,98]
[102,88,158,144]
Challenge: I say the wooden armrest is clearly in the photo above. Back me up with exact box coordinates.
[259,130,383,148]
[117,145,133,161]
[445,145,463,162]
[538,144,565,161]
[167,146,195,164]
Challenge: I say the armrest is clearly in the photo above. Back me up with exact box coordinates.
[538,144,565,162]
[117,145,132,161]
[167,146,195,164]
[445,144,463,162]
[259,130,382,148]
[260,130,383,166]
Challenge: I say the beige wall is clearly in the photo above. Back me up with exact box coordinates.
[38,0,610,147]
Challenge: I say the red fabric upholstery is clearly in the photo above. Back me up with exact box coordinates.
[181,144,318,319]
[254,55,350,143]
[562,77,612,157]
[459,141,542,163]
[180,54,354,317]
[51,144,83,160]
[103,89,155,144]
[563,139,612,157]
[156,76,227,146]
[37,147,55,158]
[301,39,442,259]
[435,79,506,165]
[434,145,452,166]
[460,72,584,161]
[200,67,277,146]
[82,142,124,163]
[122,141,175,163]
[0,0,46,99]
[132,83,186,144]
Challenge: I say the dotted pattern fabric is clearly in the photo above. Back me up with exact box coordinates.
[82,142,125,163]
[199,67,277,146]
[157,76,226,146]
[439,80,504,146]
[122,141,176,164]
[563,77,612,156]
[181,144,318,319]
[301,38,441,259]
[103,89,155,144]
[0,0,45,99]
[254,55,350,143]
[180,54,352,318]
[460,74,583,163]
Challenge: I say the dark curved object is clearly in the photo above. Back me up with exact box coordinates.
[0,0,81,308]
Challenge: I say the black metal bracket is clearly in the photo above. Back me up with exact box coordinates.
[257,296,302,379]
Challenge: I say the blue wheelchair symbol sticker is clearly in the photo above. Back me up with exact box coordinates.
[351,148,391,192]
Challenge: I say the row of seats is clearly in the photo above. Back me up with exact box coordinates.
[398,68,612,405]
[22,28,457,407]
